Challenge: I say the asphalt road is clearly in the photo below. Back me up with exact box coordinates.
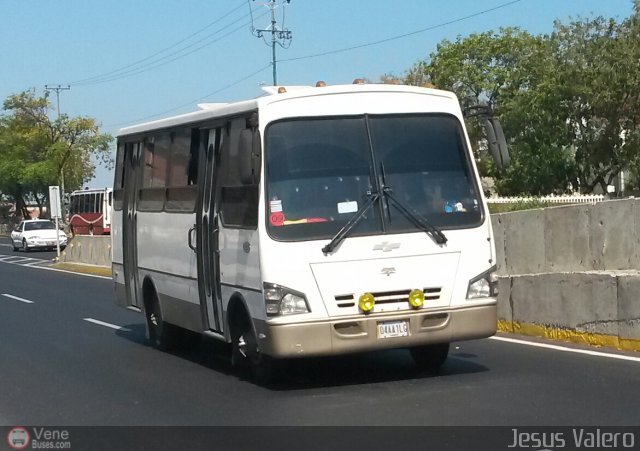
[1,236,639,427]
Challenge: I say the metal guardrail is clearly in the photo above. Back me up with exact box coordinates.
[486,194,606,205]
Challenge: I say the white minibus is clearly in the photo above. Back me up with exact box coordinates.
[111,82,506,382]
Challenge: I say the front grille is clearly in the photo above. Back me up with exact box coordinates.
[334,288,442,309]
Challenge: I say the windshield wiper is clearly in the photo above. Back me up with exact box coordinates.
[383,186,448,245]
[322,192,380,255]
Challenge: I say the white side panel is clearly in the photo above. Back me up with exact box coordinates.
[136,211,199,305]
[218,227,262,319]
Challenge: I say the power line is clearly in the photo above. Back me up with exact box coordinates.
[69,2,253,86]
[105,64,272,129]
[74,11,268,87]
[101,0,520,131]
[279,0,522,63]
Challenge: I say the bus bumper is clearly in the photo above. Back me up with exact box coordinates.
[258,302,497,359]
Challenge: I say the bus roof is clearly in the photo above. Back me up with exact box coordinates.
[116,83,458,138]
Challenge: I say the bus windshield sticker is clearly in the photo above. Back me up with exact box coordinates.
[270,199,283,213]
[270,212,285,226]
[337,201,358,214]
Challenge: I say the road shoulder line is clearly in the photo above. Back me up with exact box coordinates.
[490,335,640,363]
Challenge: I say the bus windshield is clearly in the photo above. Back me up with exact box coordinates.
[265,114,482,241]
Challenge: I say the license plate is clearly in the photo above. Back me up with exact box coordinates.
[47,241,55,246]
[377,320,409,339]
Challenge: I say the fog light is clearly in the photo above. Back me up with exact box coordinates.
[408,289,424,308]
[358,293,375,313]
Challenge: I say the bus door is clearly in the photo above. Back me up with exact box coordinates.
[122,142,142,309]
[195,128,223,333]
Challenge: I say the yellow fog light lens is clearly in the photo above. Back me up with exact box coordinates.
[358,293,375,312]
[408,289,425,308]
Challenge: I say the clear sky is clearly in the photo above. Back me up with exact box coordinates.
[1,0,634,188]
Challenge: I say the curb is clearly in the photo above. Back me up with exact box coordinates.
[498,320,640,352]
[50,262,112,278]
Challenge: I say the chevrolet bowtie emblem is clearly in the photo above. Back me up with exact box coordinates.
[373,241,401,252]
[380,267,396,276]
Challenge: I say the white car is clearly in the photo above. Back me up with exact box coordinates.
[10,219,68,252]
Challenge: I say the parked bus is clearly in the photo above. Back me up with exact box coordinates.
[68,187,113,235]
[111,82,508,382]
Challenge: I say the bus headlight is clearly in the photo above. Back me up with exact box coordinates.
[467,266,498,299]
[263,283,310,317]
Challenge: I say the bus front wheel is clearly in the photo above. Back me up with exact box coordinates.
[410,343,450,372]
[145,291,180,352]
[230,312,279,385]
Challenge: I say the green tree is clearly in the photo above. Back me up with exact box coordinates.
[551,10,640,193]
[0,90,113,218]
[404,4,640,196]
[405,28,576,195]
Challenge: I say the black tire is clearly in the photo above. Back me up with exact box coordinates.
[230,311,279,385]
[145,291,180,352]
[410,343,450,373]
[22,239,29,253]
[12,243,19,252]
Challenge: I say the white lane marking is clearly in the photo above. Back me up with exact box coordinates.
[490,336,640,363]
[0,243,13,247]
[1,293,34,304]
[0,254,111,280]
[83,318,131,332]
[4,257,38,263]
[23,260,51,267]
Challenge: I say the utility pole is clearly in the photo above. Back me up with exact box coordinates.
[251,0,292,85]
[44,84,71,220]
[45,84,70,120]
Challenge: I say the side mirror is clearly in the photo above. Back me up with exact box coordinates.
[465,105,510,172]
[483,118,510,171]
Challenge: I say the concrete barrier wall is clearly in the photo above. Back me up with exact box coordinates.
[61,235,111,267]
[492,198,640,275]
[493,199,640,350]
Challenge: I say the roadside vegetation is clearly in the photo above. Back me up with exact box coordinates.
[0,90,113,219]
[386,0,640,197]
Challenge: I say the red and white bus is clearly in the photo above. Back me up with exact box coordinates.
[68,188,113,235]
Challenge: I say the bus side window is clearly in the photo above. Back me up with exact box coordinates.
[188,129,199,185]
[139,134,168,211]
[112,143,127,211]
[70,195,78,215]
[219,118,259,229]
[167,129,191,187]
[165,128,198,213]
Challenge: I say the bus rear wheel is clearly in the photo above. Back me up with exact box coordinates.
[230,312,279,385]
[410,343,450,372]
